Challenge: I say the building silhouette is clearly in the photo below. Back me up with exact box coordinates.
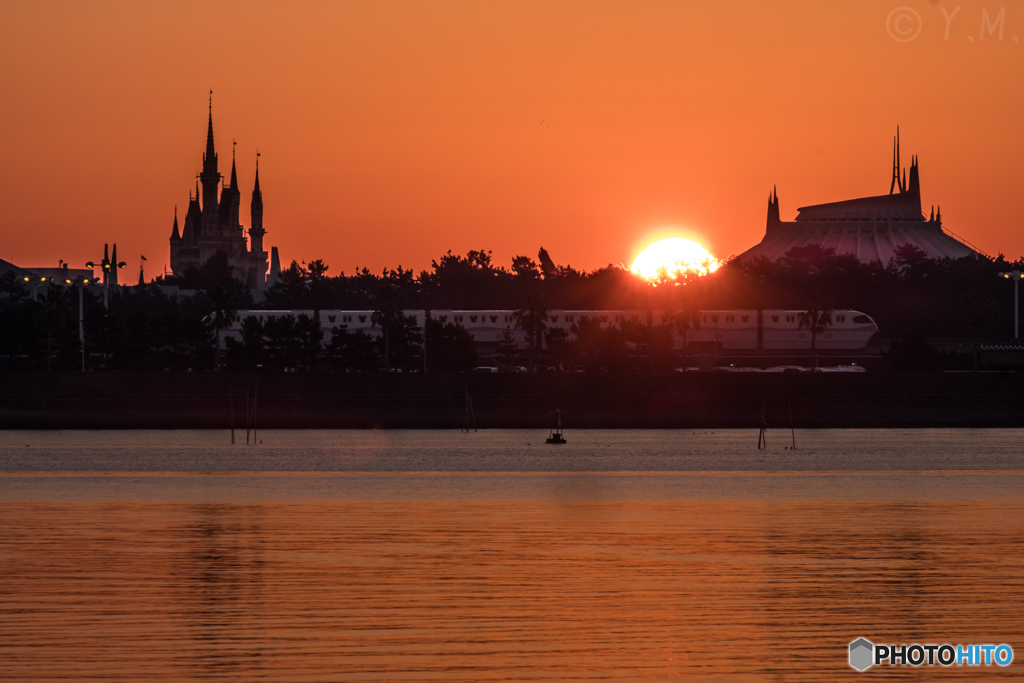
[169,95,272,289]
[738,129,979,263]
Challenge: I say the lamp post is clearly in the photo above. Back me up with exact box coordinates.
[61,275,101,370]
[86,243,126,310]
[998,271,1024,339]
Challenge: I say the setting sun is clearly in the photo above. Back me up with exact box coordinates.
[630,237,719,281]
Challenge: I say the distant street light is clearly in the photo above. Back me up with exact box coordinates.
[998,270,1024,339]
[58,276,100,371]
[86,243,126,310]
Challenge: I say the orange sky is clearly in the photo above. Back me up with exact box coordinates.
[1,0,1022,278]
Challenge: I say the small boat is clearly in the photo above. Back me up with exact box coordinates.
[546,409,567,444]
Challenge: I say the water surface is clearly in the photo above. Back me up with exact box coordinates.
[1,430,1022,681]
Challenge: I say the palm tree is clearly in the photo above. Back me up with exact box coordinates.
[36,284,69,371]
[668,305,701,370]
[201,286,239,367]
[371,282,404,371]
[513,291,549,370]
[798,298,833,369]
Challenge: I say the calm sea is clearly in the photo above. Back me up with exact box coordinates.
[1,429,1022,681]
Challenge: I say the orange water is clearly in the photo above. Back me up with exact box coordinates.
[1,431,1022,681]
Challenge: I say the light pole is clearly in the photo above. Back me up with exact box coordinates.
[998,271,1024,339]
[86,243,126,310]
[62,275,101,370]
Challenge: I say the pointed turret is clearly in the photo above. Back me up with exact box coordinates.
[908,154,920,194]
[203,93,217,175]
[268,246,281,287]
[890,126,904,194]
[766,185,781,227]
[248,152,267,289]
[170,205,181,241]
[200,91,221,237]
[251,152,263,214]
[219,143,242,233]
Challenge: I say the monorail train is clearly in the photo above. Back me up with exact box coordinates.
[226,309,879,351]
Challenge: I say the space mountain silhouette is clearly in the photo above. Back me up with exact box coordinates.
[737,129,979,264]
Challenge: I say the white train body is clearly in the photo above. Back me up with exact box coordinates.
[226,308,878,351]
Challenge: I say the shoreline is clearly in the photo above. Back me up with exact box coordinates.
[3,371,1024,429]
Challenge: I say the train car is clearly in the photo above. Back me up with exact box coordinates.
[430,310,528,345]
[761,309,877,350]
[227,307,879,353]
[680,310,760,350]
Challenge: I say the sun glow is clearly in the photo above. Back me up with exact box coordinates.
[630,237,719,281]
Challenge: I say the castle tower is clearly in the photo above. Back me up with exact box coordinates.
[218,142,242,237]
[248,153,268,289]
[200,92,221,237]
[169,205,181,264]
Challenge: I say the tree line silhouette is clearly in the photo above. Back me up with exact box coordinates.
[1,243,1020,371]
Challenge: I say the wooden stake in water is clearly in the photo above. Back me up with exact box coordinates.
[246,387,251,445]
[757,399,768,450]
[231,393,235,445]
[462,386,477,432]
[788,400,797,450]
[253,382,258,444]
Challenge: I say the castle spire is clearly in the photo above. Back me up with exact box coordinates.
[248,150,267,289]
[171,205,181,240]
[229,139,238,188]
[890,126,902,194]
[204,90,216,172]
[251,150,263,214]
[200,92,221,236]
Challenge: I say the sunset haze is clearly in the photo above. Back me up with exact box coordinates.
[1,0,1021,276]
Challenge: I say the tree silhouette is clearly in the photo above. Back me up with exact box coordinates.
[798,296,833,368]
[667,303,701,370]
[496,326,520,370]
[371,281,405,371]
[514,291,549,370]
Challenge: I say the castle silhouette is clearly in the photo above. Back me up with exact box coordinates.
[169,95,277,289]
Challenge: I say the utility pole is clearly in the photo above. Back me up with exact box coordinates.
[998,271,1024,338]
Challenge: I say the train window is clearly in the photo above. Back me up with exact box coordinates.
[741,315,749,323]
[470,315,478,323]
[358,315,366,323]
[490,315,497,323]
[852,315,871,324]
[726,315,734,323]
[771,315,779,323]
[568,315,574,322]
[551,315,559,323]
[328,315,336,323]
[456,316,463,322]
[439,315,447,322]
